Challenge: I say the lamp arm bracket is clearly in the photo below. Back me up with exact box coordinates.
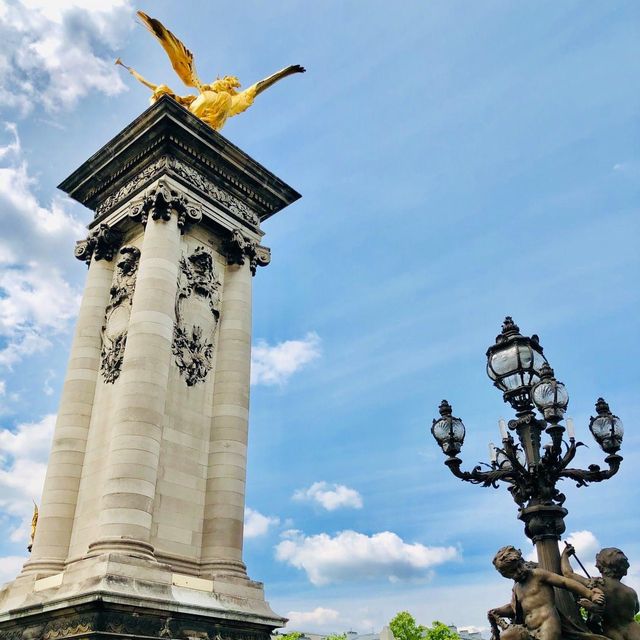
[445,457,516,488]
[560,454,622,487]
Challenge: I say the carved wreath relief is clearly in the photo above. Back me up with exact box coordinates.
[100,246,141,383]
[172,246,221,386]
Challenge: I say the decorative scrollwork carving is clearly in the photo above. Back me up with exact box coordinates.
[95,156,170,217]
[172,325,214,387]
[74,223,123,265]
[166,157,260,228]
[129,180,202,233]
[172,246,221,386]
[101,246,141,383]
[42,614,96,640]
[223,228,271,275]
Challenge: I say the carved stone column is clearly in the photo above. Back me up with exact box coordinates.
[88,185,182,558]
[201,231,270,578]
[23,229,120,576]
[0,97,300,638]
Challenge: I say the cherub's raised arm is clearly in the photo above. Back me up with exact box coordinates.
[560,544,589,586]
[229,65,306,117]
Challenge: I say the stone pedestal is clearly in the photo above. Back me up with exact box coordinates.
[0,96,300,639]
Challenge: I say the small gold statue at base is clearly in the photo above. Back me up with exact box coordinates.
[116,11,305,131]
[27,501,38,553]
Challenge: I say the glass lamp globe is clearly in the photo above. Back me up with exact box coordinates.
[532,363,569,421]
[589,398,624,454]
[431,400,465,456]
[486,317,548,408]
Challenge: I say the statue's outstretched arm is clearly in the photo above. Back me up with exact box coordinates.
[542,569,604,605]
[115,58,159,92]
[560,544,589,585]
[229,65,306,118]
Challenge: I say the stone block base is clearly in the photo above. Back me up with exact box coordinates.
[0,597,276,640]
[0,552,285,640]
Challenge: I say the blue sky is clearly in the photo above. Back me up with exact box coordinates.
[0,0,638,633]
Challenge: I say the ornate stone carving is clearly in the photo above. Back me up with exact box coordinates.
[129,180,202,232]
[101,246,141,383]
[223,228,271,275]
[172,246,221,386]
[95,156,170,217]
[74,223,123,265]
[172,325,214,387]
[0,607,275,640]
[166,157,260,228]
[43,619,94,640]
[93,155,262,229]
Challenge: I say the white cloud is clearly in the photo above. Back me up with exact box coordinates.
[0,555,26,585]
[0,0,133,114]
[0,413,54,543]
[251,332,321,386]
[293,481,363,511]
[275,529,458,586]
[286,607,340,630]
[244,507,280,538]
[0,123,83,367]
[525,530,600,574]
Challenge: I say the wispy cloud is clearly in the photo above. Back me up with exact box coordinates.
[244,507,280,539]
[0,123,82,367]
[0,555,26,584]
[0,0,133,115]
[286,606,341,630]
[0,413,54,544]
[525,529,600,575]
[251,332,321,386]
[293,481,363,511]
[275,529,458,586]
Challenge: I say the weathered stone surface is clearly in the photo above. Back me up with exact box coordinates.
[2,96,297,635]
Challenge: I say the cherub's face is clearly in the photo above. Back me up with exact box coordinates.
[497,560,527,582]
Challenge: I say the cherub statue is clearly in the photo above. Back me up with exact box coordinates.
[116,11,305,131]
[488,546,607,640]
[562,544,640,640]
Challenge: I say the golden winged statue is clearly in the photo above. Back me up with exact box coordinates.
[116,11,305,131]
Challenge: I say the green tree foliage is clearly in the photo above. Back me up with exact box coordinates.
[390,611,427,640]
[423,621,460,640]
[325,634,347,640]
[280,633,303,640]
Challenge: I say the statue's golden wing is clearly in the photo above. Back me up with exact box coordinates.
[137,11,203,90]
[253,65,306,97]
[229,65,306,117]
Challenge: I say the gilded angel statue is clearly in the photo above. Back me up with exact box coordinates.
[116,11,305,131]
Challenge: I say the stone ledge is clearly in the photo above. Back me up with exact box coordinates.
[0,591,285,640]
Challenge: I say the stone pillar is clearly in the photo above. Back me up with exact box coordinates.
[0,98,299,636]
[201,252,253,577]
[88,194,181,559]
[24,229,119,576]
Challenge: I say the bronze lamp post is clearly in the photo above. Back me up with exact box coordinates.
[431,317,624,614]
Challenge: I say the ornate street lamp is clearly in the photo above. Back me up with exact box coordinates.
[431,317,624,604]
